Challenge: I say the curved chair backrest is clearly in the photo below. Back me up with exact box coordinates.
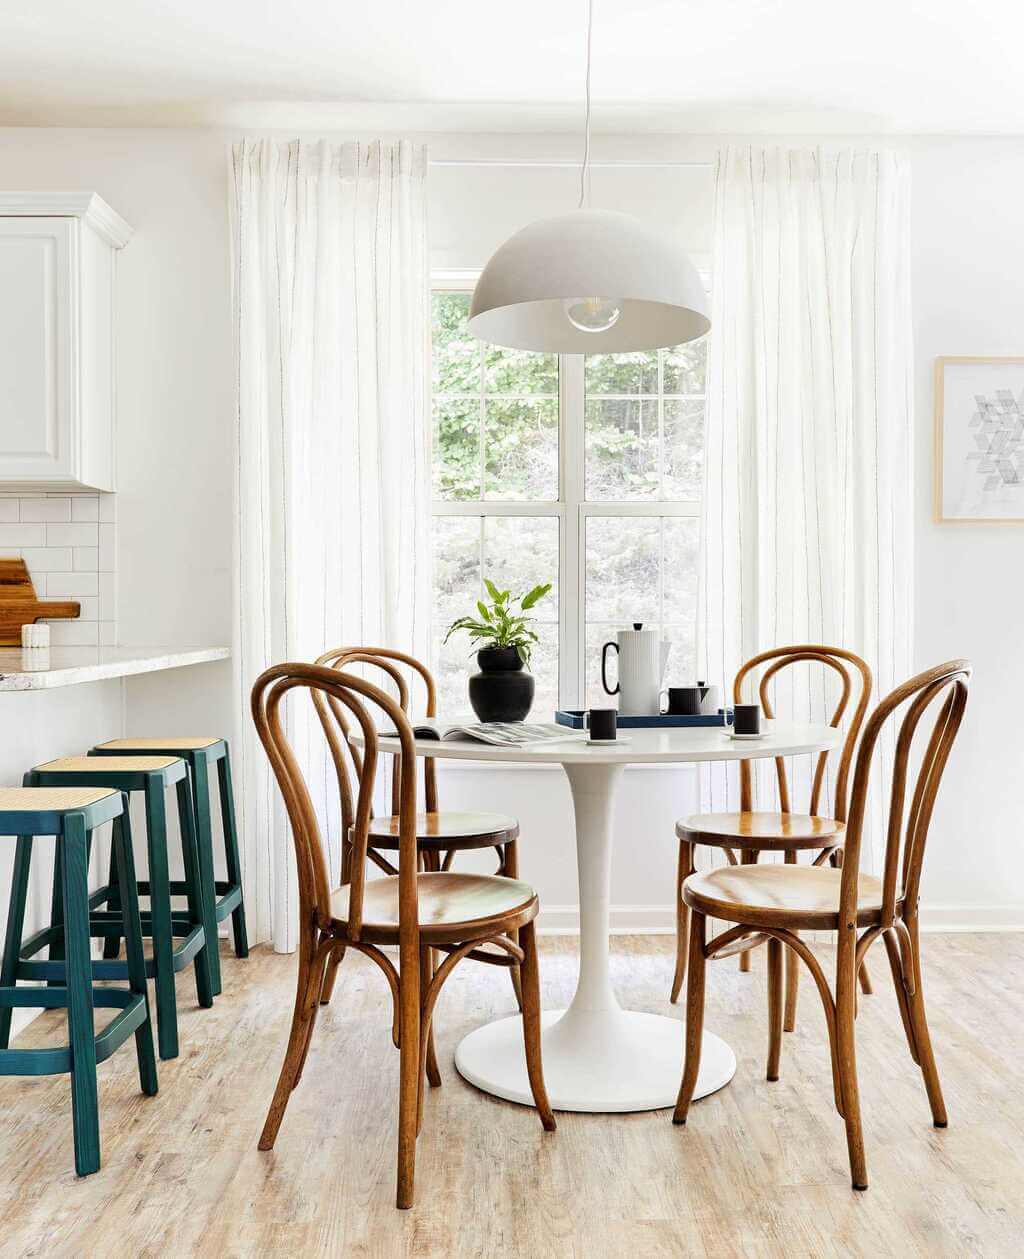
[840,659,970,926]
[251,662,420,946]
[313,647,439,840]
[734,645,873,821]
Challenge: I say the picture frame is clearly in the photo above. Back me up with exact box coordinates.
[934,356,1024,524]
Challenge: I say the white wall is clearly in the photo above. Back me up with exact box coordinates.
[0,128,1018,940]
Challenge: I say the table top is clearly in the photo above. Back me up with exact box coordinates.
[352,721,840,765]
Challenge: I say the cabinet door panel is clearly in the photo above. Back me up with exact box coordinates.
[0,218,73,481]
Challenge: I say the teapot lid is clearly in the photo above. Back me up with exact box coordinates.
[633,622,642,631]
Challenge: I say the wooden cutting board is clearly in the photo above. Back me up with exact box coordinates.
[0,557,80,645]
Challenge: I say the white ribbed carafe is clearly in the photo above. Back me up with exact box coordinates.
[601,624,670,716]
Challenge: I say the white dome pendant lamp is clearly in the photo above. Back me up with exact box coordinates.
[468,0,710,354]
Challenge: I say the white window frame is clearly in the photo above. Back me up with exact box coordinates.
[431,268,706,711]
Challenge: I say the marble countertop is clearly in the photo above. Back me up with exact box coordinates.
[0,645,230,691]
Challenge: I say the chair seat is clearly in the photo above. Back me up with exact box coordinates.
[366,810,519,852]
[95,737,220,751]
[329,871,538,944]
[677,810,845,851]
[683,863,886,929]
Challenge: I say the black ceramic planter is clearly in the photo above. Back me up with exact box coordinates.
[468,647,535,722]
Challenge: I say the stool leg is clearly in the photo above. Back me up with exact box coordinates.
[144,779,179,1060]
[0,835,32,1048]
[61,816,101,1176]
[176,777,214,1010]
[112,807,158,1097]
[191,757,223,994]
[46,843,66,989]
[102,842,122,959]
[217,752,249,960]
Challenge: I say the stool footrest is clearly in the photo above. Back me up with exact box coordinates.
[0,988,147,1076]
[16,925,206,981]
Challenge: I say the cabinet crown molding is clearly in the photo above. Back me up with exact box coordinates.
[0,192,132,249]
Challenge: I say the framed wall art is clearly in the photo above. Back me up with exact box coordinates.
[935,356,1024,523]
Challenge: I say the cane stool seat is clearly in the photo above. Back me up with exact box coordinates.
[683,864,885,929]
[36,755,181,776]
[367,810,519,852]
[677,811,845,852]
[96,737,220,750]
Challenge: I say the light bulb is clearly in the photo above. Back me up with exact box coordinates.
[563,297,623,334]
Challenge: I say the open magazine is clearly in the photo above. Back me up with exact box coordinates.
[387,719,582,747]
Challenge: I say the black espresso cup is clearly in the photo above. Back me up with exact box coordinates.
[732,703,761,735]
[587,708,618,741]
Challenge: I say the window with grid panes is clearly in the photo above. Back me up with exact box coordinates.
[431,282,707,718]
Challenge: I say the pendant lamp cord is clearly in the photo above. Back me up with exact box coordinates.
[578,0,594,209]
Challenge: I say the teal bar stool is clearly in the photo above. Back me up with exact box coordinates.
[0,786,157,1176]
[25,756,214,1061]
[91,737,248,996]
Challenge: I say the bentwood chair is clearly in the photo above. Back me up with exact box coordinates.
[673,659,970,1190]
[313,646,524,1016]
[672,645,874,1030]
[251,662,554,1210]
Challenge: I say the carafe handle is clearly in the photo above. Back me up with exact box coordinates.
[601,641,619,695]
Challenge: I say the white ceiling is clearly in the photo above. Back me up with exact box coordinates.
[2,0,1023,133]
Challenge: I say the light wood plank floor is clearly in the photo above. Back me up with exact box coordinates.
[1,934,1022,1258]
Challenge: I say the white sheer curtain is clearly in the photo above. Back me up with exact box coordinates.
[699,147,913,868]
[230,139,431,950]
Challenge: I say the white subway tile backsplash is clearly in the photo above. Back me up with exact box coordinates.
[73,547,99,571]
[44,572,98,597]
[20,497,72,523]
[0,524,45,547]
[98,523,115,572]
[71,497,99,522]
[46,621,99,646]
[3,493,116,644]
[20,547,73,572]
[46,522,98,548]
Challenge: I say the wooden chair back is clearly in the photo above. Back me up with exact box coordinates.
[840,659,970,924]
[313,647,438,838]
[734,645,873,820]
[251,662,420,945]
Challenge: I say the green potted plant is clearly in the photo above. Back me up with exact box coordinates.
[444,578,552,721]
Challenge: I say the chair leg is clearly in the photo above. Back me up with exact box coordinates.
[831,850,873,997]
[190,757,223,996]
[113,809,158,1097]
[766,936,783,1081]
[144,783,180,1061]
[0,835,32,1048]
[518,919,556,1131]
[784,940,800,1032]
[420,944,441,1090]
[673,910,707,1124]
[396,941,421,1210]
[671,839,694,1004]
[904,916,947,1127]
[217,752,250,959]
[738,851,756,972]
[176,778,214,1011]
[61,817,101,1176]
[319,944,345,1006]
[834,929,868,1190]
[501,840,524,1012]
[259,937,324,1150]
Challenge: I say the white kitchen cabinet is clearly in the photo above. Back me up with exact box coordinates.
[0,193,132,491]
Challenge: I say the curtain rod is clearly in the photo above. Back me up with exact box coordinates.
[428,159,713,170]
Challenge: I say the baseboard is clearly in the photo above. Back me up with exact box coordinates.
[535,903,1024,935]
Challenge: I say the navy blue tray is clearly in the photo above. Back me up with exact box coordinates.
[555,709,730,730]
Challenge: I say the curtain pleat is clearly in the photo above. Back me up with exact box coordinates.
[698,147,913,871]
[230,139,431,950]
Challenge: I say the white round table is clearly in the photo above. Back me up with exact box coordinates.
[364,722,839,1113]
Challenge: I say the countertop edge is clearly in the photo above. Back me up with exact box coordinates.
[0,646,231,691]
